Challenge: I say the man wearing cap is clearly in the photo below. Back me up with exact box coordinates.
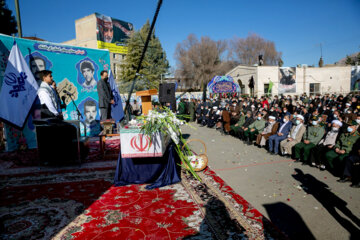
[268,115,292,155]
[309,120,342,170]
[293,116,325,164]
[280,115,306,156]
[256,115,279,147]
[243,112,266,145]
[324,120,360,174]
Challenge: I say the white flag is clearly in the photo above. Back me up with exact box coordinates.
[0,42,39,128]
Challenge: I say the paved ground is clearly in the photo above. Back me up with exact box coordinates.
[181,123,360,240]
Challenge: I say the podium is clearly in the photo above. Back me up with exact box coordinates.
[136,89,158,115]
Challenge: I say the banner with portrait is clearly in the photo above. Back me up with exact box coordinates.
[351,66,360,91]
[278,67,296,94]
[96,13,134,54]
[0,34,111,151]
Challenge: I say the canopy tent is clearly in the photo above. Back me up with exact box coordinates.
[207,75,240,94]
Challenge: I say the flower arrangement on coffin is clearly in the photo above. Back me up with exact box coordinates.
[136,107,201,181]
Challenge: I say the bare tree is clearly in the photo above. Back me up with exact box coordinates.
[230,33,282,66]
[174,34,227,89]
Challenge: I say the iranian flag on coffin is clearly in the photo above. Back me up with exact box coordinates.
[120,128,170,158]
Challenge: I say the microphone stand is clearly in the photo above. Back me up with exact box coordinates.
[67,93,83,120]
[66,93,82,166]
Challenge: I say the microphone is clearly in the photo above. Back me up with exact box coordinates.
[63,90,73,96]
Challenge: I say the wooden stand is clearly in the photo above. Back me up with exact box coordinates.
[136,89,158,115]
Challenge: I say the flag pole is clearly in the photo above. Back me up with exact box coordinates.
[124,0,163,122]
[14,0,23,38]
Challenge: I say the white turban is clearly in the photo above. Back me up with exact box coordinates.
[296,115,304,120]
[269,116,276,120]
[332,120,343,127]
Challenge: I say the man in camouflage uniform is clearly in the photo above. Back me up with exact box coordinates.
[324,120,360,174]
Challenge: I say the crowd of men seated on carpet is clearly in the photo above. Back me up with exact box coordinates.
[177,93,360,188]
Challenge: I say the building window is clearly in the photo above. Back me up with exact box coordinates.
[309,83,320,95]
[264,84,271,95]
[113,63,117,75]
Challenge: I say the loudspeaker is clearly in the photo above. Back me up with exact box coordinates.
[159,83,175,103]
[35,121,79,165]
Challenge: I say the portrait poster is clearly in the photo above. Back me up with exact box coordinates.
[278,67,296,94]
[351,66,360,91]
[0,34,111,151]
[96,13,134,54]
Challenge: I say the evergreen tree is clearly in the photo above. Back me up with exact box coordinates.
[345,55,353,65]
[278,58,284,67]
[318,57,324,67]
[119,20,169,92]
[0,0,17,35]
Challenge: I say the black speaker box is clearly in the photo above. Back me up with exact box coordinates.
[35,122,79,165]
[159,83,176,103]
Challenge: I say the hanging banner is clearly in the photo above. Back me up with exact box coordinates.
[207,76,240,94]
[351,66,360,91]
[278,67,296,94]
[0,34,111,151]
[96,13,134,54]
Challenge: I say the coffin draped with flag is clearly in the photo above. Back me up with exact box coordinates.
[120,127,170,158]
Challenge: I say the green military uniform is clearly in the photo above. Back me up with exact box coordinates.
[244,118,266,141]
[177,101,186,120]
[230,115,245,136]
[294,125,325,162]
[188,101,195,122]
[325,131,360,172]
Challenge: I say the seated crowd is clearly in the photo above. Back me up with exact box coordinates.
[178,93,360,188]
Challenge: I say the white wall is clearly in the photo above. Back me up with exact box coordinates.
[297,66,351,94]
[227,65,352,96]
[226,65,257,94]
[257,66,278,96]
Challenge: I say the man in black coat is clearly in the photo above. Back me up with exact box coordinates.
[97,70,114,120]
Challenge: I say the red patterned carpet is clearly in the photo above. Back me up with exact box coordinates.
[0,138,285,239]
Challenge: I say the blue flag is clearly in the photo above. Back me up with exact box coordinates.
[109,70,124,122]
[0,42,39,128]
